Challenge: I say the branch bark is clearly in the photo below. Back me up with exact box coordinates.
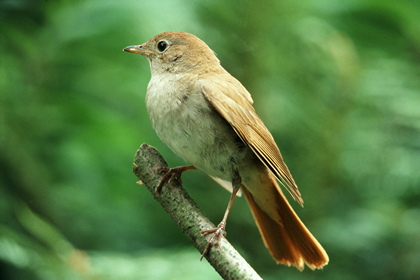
[132,143,262,280]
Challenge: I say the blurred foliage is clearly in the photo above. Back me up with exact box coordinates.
[1,0,419,279]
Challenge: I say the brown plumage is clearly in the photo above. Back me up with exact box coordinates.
[241,174,327,270]
[124,31,329,270]
[201,80,303,205]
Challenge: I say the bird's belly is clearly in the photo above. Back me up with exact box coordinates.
[146,79,247,180]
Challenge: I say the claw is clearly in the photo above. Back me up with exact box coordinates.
[200,222,227,260]
[154,166,195,195]
[199,184,240,260]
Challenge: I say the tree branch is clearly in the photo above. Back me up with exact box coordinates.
[132,143,262,280]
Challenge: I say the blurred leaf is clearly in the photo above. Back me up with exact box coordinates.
[1,0,419,279]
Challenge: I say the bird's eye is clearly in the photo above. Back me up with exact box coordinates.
[157,41,168,52]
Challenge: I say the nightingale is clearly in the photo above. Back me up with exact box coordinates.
[124,31,328,270]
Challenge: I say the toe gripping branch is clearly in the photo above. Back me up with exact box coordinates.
[154,165,196,195]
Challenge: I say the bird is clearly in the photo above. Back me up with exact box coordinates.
[124,31,329,270]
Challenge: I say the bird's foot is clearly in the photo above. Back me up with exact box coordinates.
[154,165,195,195]
[200,221,227,260]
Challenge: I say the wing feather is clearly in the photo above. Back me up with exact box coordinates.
[200,76,303,206]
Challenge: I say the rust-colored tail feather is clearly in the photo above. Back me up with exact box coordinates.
[241,181,329,270]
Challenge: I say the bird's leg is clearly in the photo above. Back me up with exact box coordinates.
[200,173,241,259]
[154,165,196,195]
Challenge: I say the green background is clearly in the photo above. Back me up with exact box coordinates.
[1,0,419,279]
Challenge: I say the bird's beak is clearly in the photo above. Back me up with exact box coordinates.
[123,45,152,55]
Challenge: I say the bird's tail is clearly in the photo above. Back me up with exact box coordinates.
[241,173,329,270]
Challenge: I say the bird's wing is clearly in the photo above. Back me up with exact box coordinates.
[200,74,303,206]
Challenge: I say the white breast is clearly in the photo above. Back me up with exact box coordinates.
[145,73,247,180]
